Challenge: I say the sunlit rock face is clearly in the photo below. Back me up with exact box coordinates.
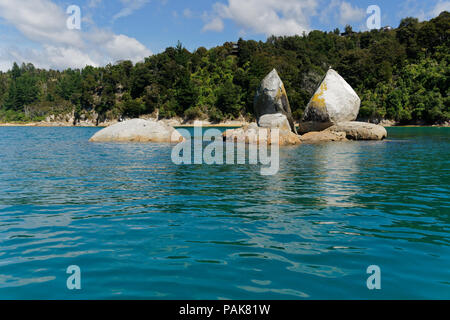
[222,123,301,146]
[89,119,184,143]
[328,121,388,140]
[254,69,297,134]
[303,69,360,123]
[299,130,347,143]
[258,113,292,132]
[299,122,387,142]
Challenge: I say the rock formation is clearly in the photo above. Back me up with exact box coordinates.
[254,69,297,134]
[297,121,334,135]
[298,68,387,141]
[302,68,360,124]
[223,122,301,146]
[298,122,387,143]
[299,130,347,143]
[258,113,292,132]
[327,122,388,140]
[89,119,184,143]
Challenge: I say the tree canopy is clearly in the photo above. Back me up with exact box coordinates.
[0,12,448,125]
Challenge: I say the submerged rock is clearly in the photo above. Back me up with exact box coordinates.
[303,69,360,124]
[327,121,387,140]
[89,119,184,143]
[254,69,297,134]
[223,123,301,146]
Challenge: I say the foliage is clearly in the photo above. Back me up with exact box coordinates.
[0,12,448,125]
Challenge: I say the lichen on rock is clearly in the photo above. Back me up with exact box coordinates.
[254,69,297,134]
[303,69,360,124]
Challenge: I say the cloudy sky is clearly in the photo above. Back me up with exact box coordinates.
[0,0,448,71]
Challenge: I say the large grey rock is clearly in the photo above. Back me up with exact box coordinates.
[258,113,292,132]
[303,69,360,123]
[327,121,387,140]
[89,118,184,143]
[254,69,297,134]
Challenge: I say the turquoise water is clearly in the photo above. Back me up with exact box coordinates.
[0,126,448,299]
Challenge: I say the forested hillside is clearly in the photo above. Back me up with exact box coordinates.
[0,12,448,125]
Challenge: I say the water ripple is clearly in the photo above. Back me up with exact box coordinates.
[0,126,448,299]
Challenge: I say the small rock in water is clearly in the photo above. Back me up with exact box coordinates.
[89,118,184,143]
[254,69,297,134]
[327,121,388,140]
[223,124,301,146]
[299,131,347,143]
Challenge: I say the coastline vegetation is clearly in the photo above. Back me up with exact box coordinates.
[0,12,448,125]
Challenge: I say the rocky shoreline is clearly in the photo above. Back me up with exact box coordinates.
[0,117,448,129]
[0,118,248,128]
[0,120,447,128]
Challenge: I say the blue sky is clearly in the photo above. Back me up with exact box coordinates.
[0,0,448,71]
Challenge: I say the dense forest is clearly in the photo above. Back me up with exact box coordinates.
[0,12,448,125]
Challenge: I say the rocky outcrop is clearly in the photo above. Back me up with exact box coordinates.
[327,121,387,140]
[299,121,387,142]
[299,131,347,143]
[254,69,297,134]
[89,119,184,143]
[378,119,396,127]
[297,121,333,135]
[258,113,292,132]
[297,69,387,141]
[302,69,360,124]
[223,123,301,146]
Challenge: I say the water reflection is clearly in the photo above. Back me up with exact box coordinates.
[0,127,448,299]
[310,142,363,208]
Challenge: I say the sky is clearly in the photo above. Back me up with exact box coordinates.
[0,0,448,71]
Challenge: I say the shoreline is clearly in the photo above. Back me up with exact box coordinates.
[0,120,249,128]
[0,120,448,128]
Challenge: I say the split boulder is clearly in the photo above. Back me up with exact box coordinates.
[254,69,297,134]
[302,69,360,124]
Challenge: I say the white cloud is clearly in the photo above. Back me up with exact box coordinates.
[183,8,193,19]
[88,0,103,8]
[315,0,366,29]
[0,45,97,70]
[431,1,450,16]
[202,0,366,36]
[113,0,150,20]
[42,46,99,69]
[0,0,152,71]
[0,0,83,47]
[103,34,152,63]
[203,17,225,32]
[203,0,319,36]
[398,0,450,22]
[338,1,365,25]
